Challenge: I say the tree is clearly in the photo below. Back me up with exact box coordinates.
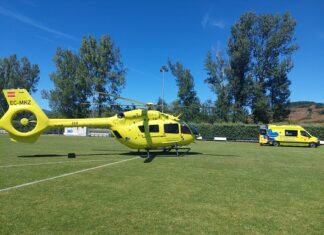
[0,54,40,116]
[204,51,231,122]
[227,12,256,122]
[252,12,297,123]
[80,35,126,116]
[200,99,216,123]
[227,12,297,123]
[43,48,90,118]
[251,82,271,123]
[44,35,126,118]
[270,60,292,121]
[156,97,170,113]
[168,60,200,122]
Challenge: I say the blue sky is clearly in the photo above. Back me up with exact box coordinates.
[0,0,323,109]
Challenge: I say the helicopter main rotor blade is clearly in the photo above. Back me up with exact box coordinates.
[97,92,152,106]
[79,102,142,107]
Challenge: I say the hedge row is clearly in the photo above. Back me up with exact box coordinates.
[191,123,324,140]
[191,123,259,140]
[302,125,324,140]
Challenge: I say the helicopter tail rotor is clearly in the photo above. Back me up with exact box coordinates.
[0,89,49,143]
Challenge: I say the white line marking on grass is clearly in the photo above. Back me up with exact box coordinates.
[0,157,140,193]
[0,159,114,168]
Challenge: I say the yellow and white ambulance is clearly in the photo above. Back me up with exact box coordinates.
[259,124,320,148]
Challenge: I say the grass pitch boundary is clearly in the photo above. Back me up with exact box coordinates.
[0,157,140,193]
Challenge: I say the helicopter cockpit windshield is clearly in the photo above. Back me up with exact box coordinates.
[189,125,199,136]
[180,122,199,136]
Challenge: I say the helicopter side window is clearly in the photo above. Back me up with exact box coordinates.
[113,130,122,139]
[138,126,145,133]
[117,112,125,118]
[181,125,191,134]
[138,125,159,133]
[149,125,159,133]
[164,124,179,134]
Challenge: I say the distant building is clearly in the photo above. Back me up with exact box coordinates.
[63,127,111,137]
[64,127,88,137]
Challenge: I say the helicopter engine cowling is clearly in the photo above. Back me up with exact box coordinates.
[120,110,143,118]
[118,109,161,120]
[146,110,160,119]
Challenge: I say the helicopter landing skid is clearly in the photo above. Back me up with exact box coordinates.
[173,146,191,156]
[143,146,191,158]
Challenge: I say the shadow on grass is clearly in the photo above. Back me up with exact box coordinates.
[17,151,239,163]
[93,148,240,159]
[120,151,239,163]
[17,154,66,158]
[17,153,127,158]
[261,145,315,148]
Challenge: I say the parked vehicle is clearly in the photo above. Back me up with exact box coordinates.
[259,124,320,148]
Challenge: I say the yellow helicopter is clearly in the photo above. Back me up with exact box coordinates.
[0,89,199,157]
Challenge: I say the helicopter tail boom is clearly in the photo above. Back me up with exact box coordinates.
[0,89,113,143]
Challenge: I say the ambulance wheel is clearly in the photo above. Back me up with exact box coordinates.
[309,142,317,148]
[273,141,280,147]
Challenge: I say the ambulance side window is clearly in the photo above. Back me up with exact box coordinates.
[285,130,298,137]
[260,129,267,135]
[301,131,311,138]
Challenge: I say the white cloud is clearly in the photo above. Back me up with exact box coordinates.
[211,20,224,29]
[0,6,78,42]
[201,13,225,30]
[201,13,210,29]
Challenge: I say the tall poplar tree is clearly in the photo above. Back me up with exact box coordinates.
[45,35,126,118]
[168,60,200,121]
[204,51,231,122]
[252,12,297,123]
[43,48,90,118]
[80,35,126,116]
[227,12,297,123]
[227,12,256,122]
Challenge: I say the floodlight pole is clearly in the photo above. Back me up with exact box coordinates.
[160,66,168,113]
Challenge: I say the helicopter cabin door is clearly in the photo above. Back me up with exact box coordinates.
[137,120,164,144]
[163,123,180,144]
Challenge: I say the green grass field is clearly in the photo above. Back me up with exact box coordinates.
[1,135,323,234]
